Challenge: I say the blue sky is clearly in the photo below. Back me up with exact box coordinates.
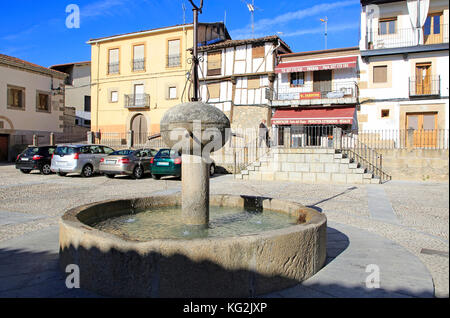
[0,0,361,67]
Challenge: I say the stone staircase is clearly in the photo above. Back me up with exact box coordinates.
[234,147,381,184]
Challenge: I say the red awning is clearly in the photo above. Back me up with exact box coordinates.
[271,107,356,125]
[275,56,358,73]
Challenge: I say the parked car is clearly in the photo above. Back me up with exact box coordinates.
[99,148,158,179]
[150,148,216,180]
[15,145,56,175]
[51,144,115,177]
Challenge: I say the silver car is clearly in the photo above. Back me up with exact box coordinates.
[51,144,115,177]
[99,148,157,179]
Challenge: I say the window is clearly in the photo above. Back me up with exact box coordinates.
[247,76,260,89]
[208,83,220,99]
[373,65,387,83]
[252,44,265,59]
[168,86,177,99]
[84,96,91,112]
[85,120,91,126]
[7,85,25,109]
[111,91,118,103]
[424,13,442,36]
[167,39,181,67]
[108,48,120,74]
[207,51,221,76]
[36,92,50,112]
[290,72,305,87]
[379,18,397,35]
[75,119,79,125]
[134,84,145,106]
[133,44,145,71]
[381,109,390,118]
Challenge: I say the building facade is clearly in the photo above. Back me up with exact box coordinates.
[270,47,360,147]
[0,54,66,161]
[50,61,92,128]
[196,36,291,132]
[88,23,230,144]
[358,0,449,147]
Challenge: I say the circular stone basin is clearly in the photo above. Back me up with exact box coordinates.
[59,194,327,298]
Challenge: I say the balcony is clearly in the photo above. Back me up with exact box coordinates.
[132,58,145,72]
[363,24,449,52]
[166,54,181,68]
[108,62,119,75]
[409,76,440,97]
[268,81,358,107]
[125,94,150,109]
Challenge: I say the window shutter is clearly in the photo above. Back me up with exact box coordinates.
[252,44,265,59]
[168,39,180,57]
[208,83,220,99]
[373,65,387,83]
[109,49,119,63]
[134,45,145,60]
[207,51,221,76]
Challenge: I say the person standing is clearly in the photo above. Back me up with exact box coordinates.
[258,119,269,148]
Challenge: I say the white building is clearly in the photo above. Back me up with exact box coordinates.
[358,0,449,147]
[50,61,91,128]
[196,36,291,130]
[0,54,66,161]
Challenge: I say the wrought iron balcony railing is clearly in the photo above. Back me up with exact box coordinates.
[108,62,119,74]
[365,24,449,50]
[125,94,150,108]
[132,58,145,71]
[409,75,441,97]
[268,81,358,105]
[166,54,181,67]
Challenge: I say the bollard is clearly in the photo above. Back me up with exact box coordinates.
[127,130,134,148]
[32,134,38,146]
[50,133,55,146]
[87,131,94,144]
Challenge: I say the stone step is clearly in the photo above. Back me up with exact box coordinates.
[363,173,373,179]
[353,168,365,174]
[340,158,350,164]
[234,174,242,179]
[333,154,343,159]
[253,161,261,167]
[348,163,358,169]
[371,178,381,184]
[241,170,249,175]
[247,166,255,171]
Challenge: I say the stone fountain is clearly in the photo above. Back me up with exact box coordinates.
[58,1,326,297]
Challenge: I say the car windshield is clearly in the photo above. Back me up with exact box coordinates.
[155,149,181,158]
[110,149,134,156]
[55,146,79,156]
[22,147,40,157]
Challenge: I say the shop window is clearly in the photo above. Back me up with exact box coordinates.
[290,72,305,87]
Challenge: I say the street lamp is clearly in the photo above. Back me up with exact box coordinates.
[320,17,328,50]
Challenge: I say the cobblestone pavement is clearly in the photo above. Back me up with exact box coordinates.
[0,164,448,297]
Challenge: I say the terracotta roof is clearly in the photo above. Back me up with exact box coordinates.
[50,61,91,69]
[0,53,68,79]
[195,35,291,52]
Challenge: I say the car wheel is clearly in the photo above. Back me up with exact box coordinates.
[209,164,215,177]
[152,174,161,180]
[57,172,67,177]
[20,169,31,174]
[40,164,52,175]
[105,174,115,179]
[133,165,144,179]
[81,165,94,178]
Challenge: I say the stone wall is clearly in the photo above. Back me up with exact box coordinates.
[231,105,271,130]
[377,149,449,181]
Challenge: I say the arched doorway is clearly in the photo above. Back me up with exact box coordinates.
[131,114,148,146]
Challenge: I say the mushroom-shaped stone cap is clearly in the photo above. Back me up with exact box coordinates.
[160,101,231,153]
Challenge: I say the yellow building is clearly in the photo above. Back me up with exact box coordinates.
[88,23,230,141]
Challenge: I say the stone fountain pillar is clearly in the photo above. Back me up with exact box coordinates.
[160,102,230,227]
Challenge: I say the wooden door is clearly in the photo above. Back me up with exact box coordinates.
[313,70,332,97]
[415,63,431,95]
[131,114,148,146]
[424,13,443,45]
[406,112,437,148]
[0,135,8,161]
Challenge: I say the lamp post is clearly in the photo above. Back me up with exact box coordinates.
[188,0,203,101]
[320,16,328,50]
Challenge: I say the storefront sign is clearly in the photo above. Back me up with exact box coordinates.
[273,118,353,125]
[300,92,321,99]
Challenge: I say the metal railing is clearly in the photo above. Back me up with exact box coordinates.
[124,94,150,108]
[341,135,391,183]
[268,81,358,102]
[409,75,440,96]
[357,129,449,150]
[166,54,181,67]
[108,62,119,74]
[132,58,145,71]
[365,24,449,50]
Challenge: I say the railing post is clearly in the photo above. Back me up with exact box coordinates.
[233,149,237,174]
[50,133,55,146]
[127,130,134,148]
[244,146,248,165]
[333,127,342,150]
[32,134,38,146]
[407,128,414,149]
